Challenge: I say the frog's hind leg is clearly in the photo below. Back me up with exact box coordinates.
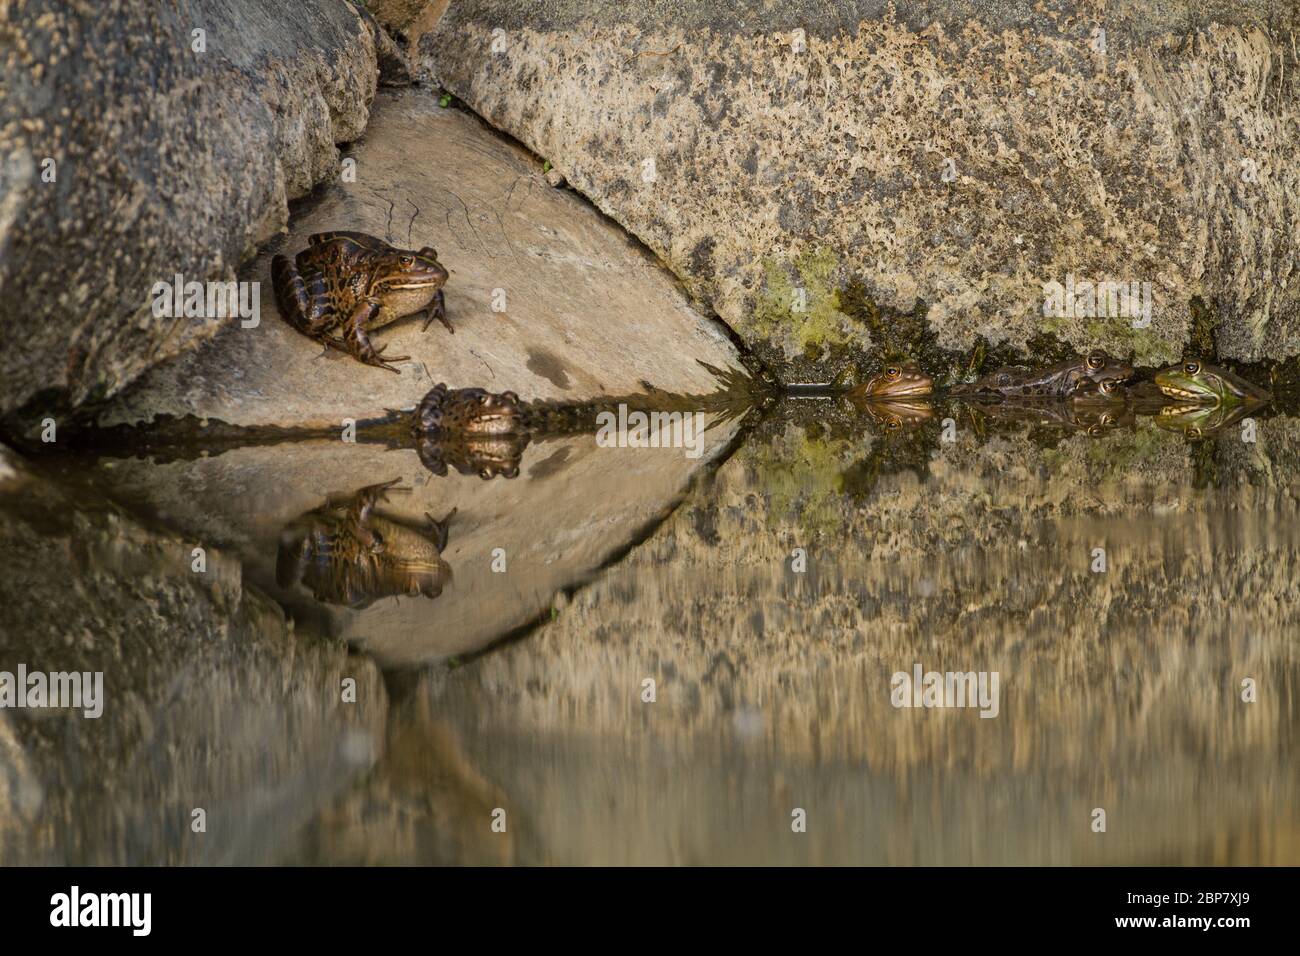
[420,288,453,334]
[342,299,409,374]
[273,254,342,341]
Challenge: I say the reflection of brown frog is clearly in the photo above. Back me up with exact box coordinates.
[846,396,936,431]
[952,350,1134,398]
[412,383,529,480]
[416,434,529,479]
[965,389,1135,437]
[276,479,454,608]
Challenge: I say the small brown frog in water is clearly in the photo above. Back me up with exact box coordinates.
[276,479,454,608]
[844,362,935,400]
[412,383,530,479]
[272,231,450,373]
[413,383,525,436]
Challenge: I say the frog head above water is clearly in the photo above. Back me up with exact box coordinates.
[414,383,525,436]
[845,362,934,399]
[1154,360,1271,406]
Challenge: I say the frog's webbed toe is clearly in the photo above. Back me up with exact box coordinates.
[421,289,453,334]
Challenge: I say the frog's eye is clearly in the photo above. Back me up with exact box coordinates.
[1184,361,1200,375]
[886,366,901,378]
[1087,352,1105,370]
[399,255,415,267]
[887,418,901,429]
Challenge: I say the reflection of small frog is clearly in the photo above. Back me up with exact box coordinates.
[966,394,1134,437]
[953,350,1133,398]
[417,434,530,479]
[276,479,454,608]
[271,231,450,373]
[847,396,936,431]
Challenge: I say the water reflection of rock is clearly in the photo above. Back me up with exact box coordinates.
[77,418,741,669]
[291,679,516,865]
[395,416,1300,864]
[0,447,385,865]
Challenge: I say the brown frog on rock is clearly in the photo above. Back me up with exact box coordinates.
[272,231,451,373]
[276,478,455,608]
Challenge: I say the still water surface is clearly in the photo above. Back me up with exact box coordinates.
[2,388,1297,864]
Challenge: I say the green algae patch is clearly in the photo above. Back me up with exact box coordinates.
[746,422,855,539]
[753,247,852,358]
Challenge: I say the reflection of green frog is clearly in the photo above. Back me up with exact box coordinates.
[276,479,454,608]
[1154,400,1266,439]
[1153,360,1271,406]
[953,350,1133,398]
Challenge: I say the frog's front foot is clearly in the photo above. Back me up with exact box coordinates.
[420,288,453,334]
[345,302,408,373]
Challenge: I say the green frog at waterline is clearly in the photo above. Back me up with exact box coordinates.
[1153,360,1272,406]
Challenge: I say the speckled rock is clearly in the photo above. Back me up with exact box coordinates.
[420,0,1300,382]
[0,0,379,418]
[0,445,386,864]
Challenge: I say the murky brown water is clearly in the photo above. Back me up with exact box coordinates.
[2,391,1298,864]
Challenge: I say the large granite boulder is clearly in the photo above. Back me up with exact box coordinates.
[0,0,381,418]
[417,0,1300,382]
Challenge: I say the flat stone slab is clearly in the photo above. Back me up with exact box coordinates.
[98,87,739,430]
